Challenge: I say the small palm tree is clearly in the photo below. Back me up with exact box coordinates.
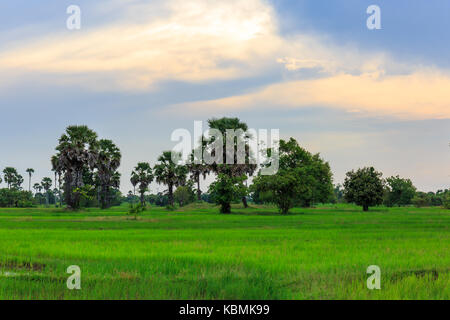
[41,177,53,207]
[26,168,34,192]
[131,163,154,206]
[154,151,188,207]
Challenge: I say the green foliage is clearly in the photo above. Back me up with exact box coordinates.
[131,162,154,206]
[384,175,416,207]
[0,188,34,207]
[128,202,145,219]
[209,174,247,213]
[174,182,196,207]
[154,151,188,206]
[252,138,333,214]
[443,193,450,209]
[343,167,384,211]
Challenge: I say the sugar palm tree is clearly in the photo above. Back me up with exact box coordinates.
[154,151,188,207]
[41,177,52,206]
[53,125,99,209]
[26,168,34,192]
[131,162,153,206]
[96,139,122,209]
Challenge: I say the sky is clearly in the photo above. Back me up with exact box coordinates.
[0,0,449,193]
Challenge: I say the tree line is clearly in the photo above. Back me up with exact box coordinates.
[0,117,449,212]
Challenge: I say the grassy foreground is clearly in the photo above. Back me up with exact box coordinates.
[0,203,448,300]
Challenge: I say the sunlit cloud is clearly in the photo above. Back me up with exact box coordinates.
[169,69,450,120]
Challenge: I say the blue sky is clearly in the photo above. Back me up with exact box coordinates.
[0,0,449,193]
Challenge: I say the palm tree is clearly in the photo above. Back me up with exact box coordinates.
[96,139,122,209]
[131,162,154,206]
[26,168,34,192]
[41,177,52,206]
[206,117,257,211]
[187,148,210,201]
[154,151,188,207]
[3,167,19,189]
[53,125,98,209]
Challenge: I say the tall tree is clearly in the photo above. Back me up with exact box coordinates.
[96,139,122,209]
[252,138,333,214]
[53,125,99,209]
[154,151,188,207]
[26,168,34,192]
[131,162,154,206]
[41,177,52,206]
[343,167,384,211]
[206,117,257,212]
[3,167,22,190]
[187,148,210,201]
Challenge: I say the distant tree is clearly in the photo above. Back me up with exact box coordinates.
[187,148,210,201]
[343,167,384,211]
[41,177,52,206]
[252,138,332,214]
[53,125,99,209]
[209,174,247,213]
[384,175,416,206]
[3,167,22,189]
[33,183,42,194]
[411,192,429,208]
[206,117,257,212]
[154,151,188,207]
[443,193,450,209]
[26,168,34,192]
[130,174,139,197]
[96,139,122,209]
[131,162,154,206]
[174,182,195,207]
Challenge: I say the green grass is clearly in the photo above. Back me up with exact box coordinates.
[0,203,448,300]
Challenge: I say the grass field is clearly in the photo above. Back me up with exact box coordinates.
[0,203,448,300]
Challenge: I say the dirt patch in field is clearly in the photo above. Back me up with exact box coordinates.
[0,261,46,271]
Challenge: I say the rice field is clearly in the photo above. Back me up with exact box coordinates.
[0,203,448,300]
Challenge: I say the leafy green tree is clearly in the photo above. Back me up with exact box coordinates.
[53,125,99,209]
[343,167,384,211]
[384,175,416,206]
[26,168,34,192]
[206,117,257,212]
[209,174,247,213]
[41,177,52,206]
[443,193,450,209]
[154,151,188,207]
[131,162,154,206]
[174,182,196,207]
[96,139,122,209]
[3,167,22,189]
[252,138,332,213]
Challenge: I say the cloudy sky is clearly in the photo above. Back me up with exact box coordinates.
[0,0,449,193]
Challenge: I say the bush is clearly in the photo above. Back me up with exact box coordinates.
[443,193,450,209]
[0,188,34,207]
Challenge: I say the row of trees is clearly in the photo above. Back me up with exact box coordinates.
[128,118,334,214]
[0,167,59,207]
[1,119,448,213]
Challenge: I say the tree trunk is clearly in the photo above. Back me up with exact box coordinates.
[168,184,174,206]
[363,204,369,211]
[242,196,248,208]
[140,192,145,206]
[220,202,231,214]
[197,176,202,201]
